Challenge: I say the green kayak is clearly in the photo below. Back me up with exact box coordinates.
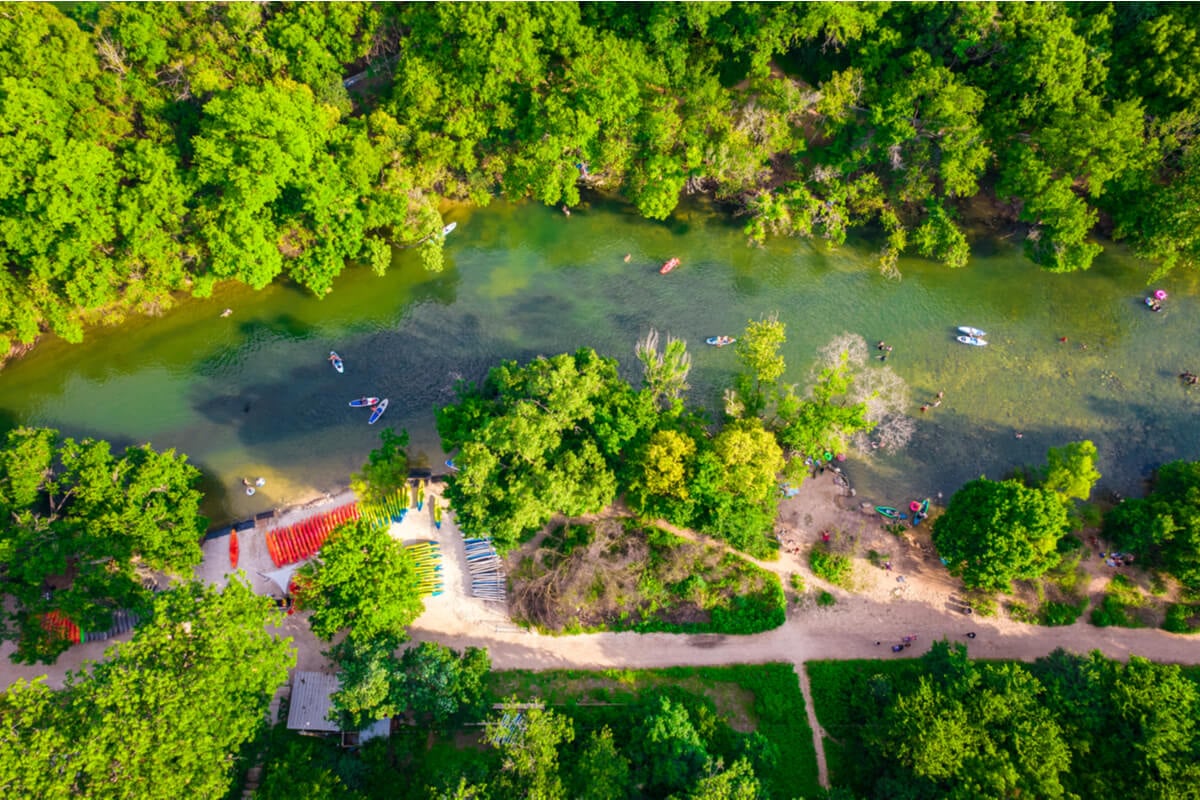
[876,506,908,520]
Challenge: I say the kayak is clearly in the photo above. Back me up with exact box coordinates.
[706,336,736,347]
[659,257,681,275]
[876,506,908,520]
[956,336,987,347]
[368,398,389,424]
[442,222,457,236]
[329,351,344,373]
[348,397,380,408]
[230,530,239,570]
[957,326,987,337]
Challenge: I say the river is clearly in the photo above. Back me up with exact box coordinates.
[3,198,1199,523]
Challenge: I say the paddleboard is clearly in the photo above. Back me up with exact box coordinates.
[368,398,389,424]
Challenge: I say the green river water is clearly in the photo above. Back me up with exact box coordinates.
[3,198,1200,523]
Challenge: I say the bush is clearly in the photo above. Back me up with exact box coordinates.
[810,548,853,588]
[1007,601,1038,624]
[1091,594,1145,628]
[1039,599,1087,627]
[1162,604,1200,634]
[817,590,837,607]
[790,573,806,593]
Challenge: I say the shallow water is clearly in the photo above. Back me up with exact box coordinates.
[3,197,1199,522]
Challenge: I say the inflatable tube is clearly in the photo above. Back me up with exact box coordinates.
[910,501,922,512]
[823,452,833,462]
[245,487,256,496]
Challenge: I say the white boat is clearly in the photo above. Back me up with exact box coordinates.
[957,335,987,347]
[957,326,987,338]
[441,222,457,236]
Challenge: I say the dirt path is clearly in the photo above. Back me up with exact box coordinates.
[794,663,830,789]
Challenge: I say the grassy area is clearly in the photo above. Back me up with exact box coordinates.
[485,664,820,798]
[511,520,785,635]
[806,659,929,790]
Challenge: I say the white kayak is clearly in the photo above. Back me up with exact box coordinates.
[957,326,987,338]
[957,335,987,347]
[441,222,457,236]
[368,398,389,424]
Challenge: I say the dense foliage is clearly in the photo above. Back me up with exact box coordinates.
[331,640,491,731]
[295,518,424,643]
[809,644,1200,800]
[0,426,207,663]
[1104,459,1200,589]
[350,427,411,507]
[932,477,1071,592]
[5,3,1200,351]
[260,662,818,800]
[0,579,294,799]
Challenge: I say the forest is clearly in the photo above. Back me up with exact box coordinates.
[3,2,1200,352]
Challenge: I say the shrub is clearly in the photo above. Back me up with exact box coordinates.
[790,573,806,593]
[1039,599,1087,626]
[816,590,836,607]
[1091,594,1144,628]
[1007,601,1038,624]
[810,548,853,588]
[1162,604,1200,634]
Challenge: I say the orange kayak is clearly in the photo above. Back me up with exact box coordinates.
[659,257,680,274]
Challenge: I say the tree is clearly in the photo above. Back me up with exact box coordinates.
[350,427,411,507]
[775,355,874,462]
[686,758,763,800]
[0,427,207,664]
[394,641,491,728]
[295,519,424,643]
[1104,460,1200,588]
[871,643,1071,800]
[627,429,697,514]
[636,328,693,408]
[636,695,709,795]
[932,478,1071,591]
[733,314,786,417]
[486,704,575,800]
[1041,440,1100,503]
[0,579,294,799]
[437,349,650,550]
[570,727,632,800]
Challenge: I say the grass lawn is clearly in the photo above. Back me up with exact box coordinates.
[487,662,820,798]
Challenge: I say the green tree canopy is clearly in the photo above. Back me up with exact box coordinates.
[0,427,207,663]
[1104,459,1200,588]
[0,578,294,799]
[351,427,411,506]
[1040,440,1101,503]
[295,518,424,642]
[932,477,1071,591]
[437,348,655,550]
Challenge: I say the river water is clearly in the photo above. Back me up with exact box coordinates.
[3,198,1199,523]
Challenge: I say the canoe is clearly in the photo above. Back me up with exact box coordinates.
[368,398,389,424]
[329,351,344,373]
[348,397,380,407]
[230,530,239,570]
[957,326,987,337]
[659,257,680,275]
[875,506,908,520]
[956,336,987,347]
[442,222,457,236]
[705,336,736,347]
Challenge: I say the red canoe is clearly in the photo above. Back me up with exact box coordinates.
[230,530,240,570]
[659,257,680,274]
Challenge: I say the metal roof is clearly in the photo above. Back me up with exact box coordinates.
[287,671,342,733]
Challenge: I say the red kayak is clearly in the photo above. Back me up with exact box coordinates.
[659,257,681,275]
[230,530,239,570]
